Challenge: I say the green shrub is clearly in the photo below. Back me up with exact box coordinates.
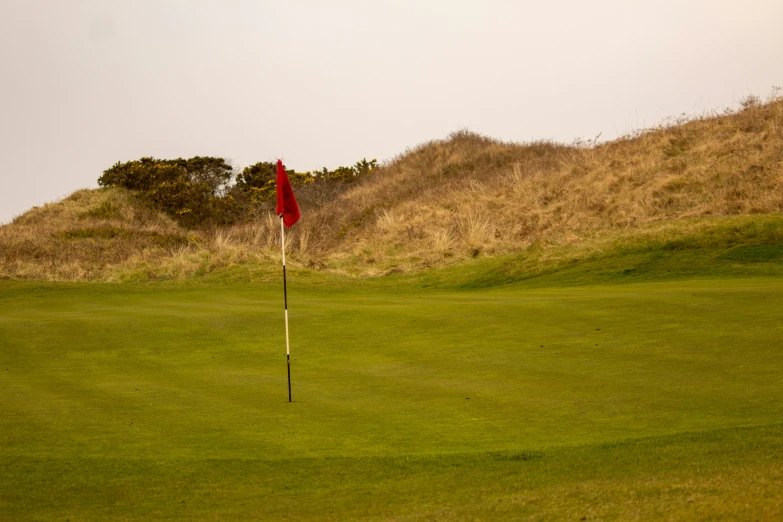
[234,161,314,205]
[233,158,379,207]
[98,156,378,226]
[98,157,241,228]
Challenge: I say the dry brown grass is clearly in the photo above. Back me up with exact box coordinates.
[0,186,306,281]
[0,188,184,280]
[2,97,782,281]
[291,97,783,273]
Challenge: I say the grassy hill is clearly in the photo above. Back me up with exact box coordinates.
[2,98,783,520]
[1,98,782,283]
[306,98,783,273]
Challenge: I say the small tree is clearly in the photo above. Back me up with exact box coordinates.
[98,156,240,227]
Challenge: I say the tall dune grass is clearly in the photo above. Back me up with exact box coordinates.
[2,96,782,281]
[290,96,783,272]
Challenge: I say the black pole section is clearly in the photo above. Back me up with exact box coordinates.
[284,263,291,403]
[283,265,288,309]
[287,351,292,402]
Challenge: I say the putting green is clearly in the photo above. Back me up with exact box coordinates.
[1,276,782,519]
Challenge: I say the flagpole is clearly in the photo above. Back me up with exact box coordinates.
[280,214,292,402]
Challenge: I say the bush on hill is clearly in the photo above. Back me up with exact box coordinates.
[98,156,241,227]
[232,161,313,213]
[233,158,379,216]
[98,156,378,227]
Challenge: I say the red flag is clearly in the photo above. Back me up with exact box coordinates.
[275,159,300,227]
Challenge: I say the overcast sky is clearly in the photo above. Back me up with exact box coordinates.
[1,0,781,223]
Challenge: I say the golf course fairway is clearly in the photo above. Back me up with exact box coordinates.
[2,276,782,520]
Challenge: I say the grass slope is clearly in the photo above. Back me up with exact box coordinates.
[2,98,782,282]
[398,214,783,289]
[2,276,782,519]
[4,425,782,521]
[306,97,783,273]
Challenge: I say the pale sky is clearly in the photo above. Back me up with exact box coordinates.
[1,0,781,223]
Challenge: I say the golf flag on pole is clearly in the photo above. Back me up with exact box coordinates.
[276,160,300,228]
[276,159,298,402]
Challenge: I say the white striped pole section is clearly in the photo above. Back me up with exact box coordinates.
[280,215,292,402]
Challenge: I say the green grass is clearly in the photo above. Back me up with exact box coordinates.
[2,273,783,519]
[4,425,782,520]
[391,215,783,290]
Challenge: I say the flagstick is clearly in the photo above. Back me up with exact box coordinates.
[280,215,292,402]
